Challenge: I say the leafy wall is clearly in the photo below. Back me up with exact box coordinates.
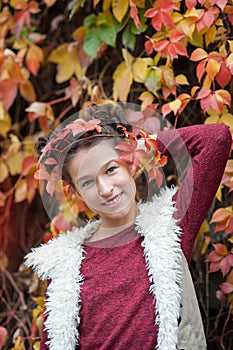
[0,0,233,349]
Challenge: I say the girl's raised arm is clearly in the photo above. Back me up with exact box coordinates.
[157,124,231,263]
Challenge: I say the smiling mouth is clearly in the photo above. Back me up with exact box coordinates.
[104,194,122,207]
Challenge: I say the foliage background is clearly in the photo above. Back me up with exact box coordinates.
[0,0,233,349]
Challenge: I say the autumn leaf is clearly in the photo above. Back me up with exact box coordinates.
[0,159,8,183]
[155,29,188,58]
[65,77,82,107]
[26,102,54,122]
[66,118,102,136]
[112,0,129,23]
[115,139,147,173]
[22,155,36,176]
[210,206,233,234]
[162,94,191,116]
[49,43,87,83]
[113,61,133,102]
[19,79,36,103]
[196,88,231,113]
[0,326,8,349]
[129,0,141,28]
[145,0,175,31]
[26,43,44,75]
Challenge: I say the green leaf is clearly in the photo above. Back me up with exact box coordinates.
[84,14,97,27]
[84,28,100,59]
[145,69,162,95]
[130,9,147,34]
[97,24,116,47]
[122,25,136,51]
[96,13,107,26]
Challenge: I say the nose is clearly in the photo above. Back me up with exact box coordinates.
[97,177,113,197]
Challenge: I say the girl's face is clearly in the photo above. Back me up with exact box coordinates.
[67,140,138,229]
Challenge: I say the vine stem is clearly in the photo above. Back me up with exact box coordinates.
[220,304,232,349]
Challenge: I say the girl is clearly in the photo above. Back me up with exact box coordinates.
[25,103,231,350]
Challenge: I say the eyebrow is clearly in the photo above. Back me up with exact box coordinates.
[77,158,118,183]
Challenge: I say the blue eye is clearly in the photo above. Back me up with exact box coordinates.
[107,166,117,174]
[82,179,93,188]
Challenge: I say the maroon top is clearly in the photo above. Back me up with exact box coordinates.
[39,124,231,349]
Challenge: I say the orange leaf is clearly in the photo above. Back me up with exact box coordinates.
[19,79,36,102]
[190,48,208,61]
[0,326,8,348]
[213,243,228,256]
[26,43,43,75]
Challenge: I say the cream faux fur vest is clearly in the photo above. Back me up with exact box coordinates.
[25,187,207,350]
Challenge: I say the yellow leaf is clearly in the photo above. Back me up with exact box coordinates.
[113,61,133,102]
[15,179,27,203]
[132,58,147,83]
[6,151,23,176]
[216,90,231,106]
[175,74,189,85]
[206,59,221,80]
[122,48,134,67]
[228,40,233,52]
[205,115,219,124]
[19,80,37,102]
[216,183,223,202]
[0,160,8,183]
[228,236,233,244]
[169,99,182,114]
[26,43,44,76]
[189,30,204,48]
[49,43,86,82]
[112,0,129,22]
[0,101,11,137]
[138,91,154,109]
[33,341,41,350]
[220,113,233,127]
[23,136,36,156]
[205,25,216,47]
[103,0,112,11]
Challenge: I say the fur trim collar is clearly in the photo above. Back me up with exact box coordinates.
[25,187,182,350]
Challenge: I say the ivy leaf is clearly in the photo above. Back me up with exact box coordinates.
[122,24,136,51]
[0,79,18,111]
[19,79,36,102]
[97,24,116,47]
[0,159,8,183]
[220,282,233,294]
[145,68,162,96]
[26,43,44,76]
[113,61,133,102]
[84,28,100,59]
[15,179,27,203]
[129,0,141,29]
[112,0,129,23]
[66,118,102,136]
[22,155,36,176]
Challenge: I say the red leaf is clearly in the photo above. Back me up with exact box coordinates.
[221,255,233,276]
[22,155,36,176]
[213,243,228,256]
[220,282,233,294]
[216,63,231,88]
[209,261,221,273]
[0,79,18,110]
[129,0,141,28]
[206,250,223,262]
[66,118,102,136]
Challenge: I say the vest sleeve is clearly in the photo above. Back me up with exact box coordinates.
[157,124,231,263]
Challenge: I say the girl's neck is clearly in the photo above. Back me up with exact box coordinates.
[85,220,136,242]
